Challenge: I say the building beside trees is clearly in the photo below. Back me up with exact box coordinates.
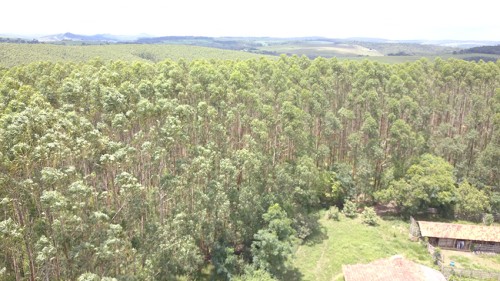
[413,221,500,253]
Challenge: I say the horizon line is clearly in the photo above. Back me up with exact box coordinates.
[2,32,500,43]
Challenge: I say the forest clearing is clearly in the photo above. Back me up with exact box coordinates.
[288,212,432,281]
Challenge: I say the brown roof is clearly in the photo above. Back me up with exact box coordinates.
[418,221,500,243]
[342,256,445,281]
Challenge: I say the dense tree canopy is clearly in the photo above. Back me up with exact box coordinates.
[0,56,499,280]
[376,154,456,214]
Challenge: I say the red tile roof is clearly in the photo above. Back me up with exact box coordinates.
[342,256,445,281]
[418,221,500,243]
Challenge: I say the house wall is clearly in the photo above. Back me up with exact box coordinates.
[428,237,438,246]
[430,238,500,253]
[417,220,500,253]
[473,242,500,253]
[438,238,455,248]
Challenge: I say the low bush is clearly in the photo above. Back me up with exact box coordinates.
[327,206,341,221]
[362,207,378,226]
[483,213,494,226]
[343,200,358,218]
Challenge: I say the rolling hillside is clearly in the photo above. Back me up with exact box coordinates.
[1,38,499,68]
[0,43,271,67]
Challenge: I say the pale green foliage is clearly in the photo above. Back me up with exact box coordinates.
[251,204,295,277]
[77,273,100,281]
[377,154,456,214]
[35,235,56,264]
[40,190,67,210]
[433,247,442,263]
[153,213,204,279]
[293,212,316,240]
[324,165,355,205]
[0,218,22,240]
[343,200,358,218]
[361,207,378,226]
[0,57,498,280]
[455,180,490,219]
[234,265,277,281]
[327,206,341,221]
[483,214,494,226]
[473,89,500,188]
[77,273,117,281]
[330,173,347,204]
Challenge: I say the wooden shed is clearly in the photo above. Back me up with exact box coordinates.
[417,221,500,253]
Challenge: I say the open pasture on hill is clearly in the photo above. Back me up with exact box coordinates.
[0,43,271,67]
[259,42,384,57]
[1,41,498,67]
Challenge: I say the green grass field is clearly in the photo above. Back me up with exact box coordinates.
[1,43,498,68]
[443,250,500,272]
[259,43,384,57]
[0,43,272,67]
[339,53,500,64]
[286,212,433,281]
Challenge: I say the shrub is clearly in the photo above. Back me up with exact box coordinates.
[327,206,341,221]
[483,213,494,226]
[77,273,100,281]
[294,212,315,240]
[362,207,378,226]
[433,247,442,264]
[234,265,276,281]
[343,200,358,218]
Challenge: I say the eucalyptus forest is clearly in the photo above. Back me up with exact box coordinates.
[0,56,499,280]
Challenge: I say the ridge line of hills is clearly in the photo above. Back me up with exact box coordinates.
[2,32,500,48]
[1,32,500,65]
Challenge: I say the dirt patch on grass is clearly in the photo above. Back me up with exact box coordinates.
[374,202,400,216]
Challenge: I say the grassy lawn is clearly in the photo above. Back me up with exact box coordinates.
[442,250,500,272]
[286,211,434,281]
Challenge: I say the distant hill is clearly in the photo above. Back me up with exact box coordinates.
[0,37,39,44]
[39,32,113,42]
[423,40,500,48]
[26,32,500,47]
[38,32,143,43]
[135,35,213,44]
[459,45,500,55]
[2,33,500,64]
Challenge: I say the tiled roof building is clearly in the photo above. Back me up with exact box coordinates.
[418,221,500,243]
[417,221,500,252]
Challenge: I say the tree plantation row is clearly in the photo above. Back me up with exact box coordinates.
[0,56,499,280]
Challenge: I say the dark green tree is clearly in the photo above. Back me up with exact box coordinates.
[251,204,295,277]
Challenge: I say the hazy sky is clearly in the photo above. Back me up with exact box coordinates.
[3,0,500,40]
